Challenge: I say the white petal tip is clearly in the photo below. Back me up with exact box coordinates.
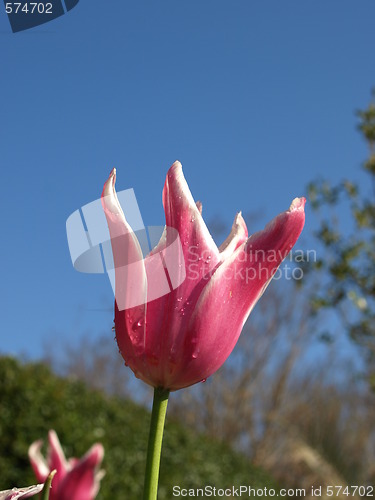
[170,160,183,173]
[108,168,116,185]
[234,211,244,223]
[28,439,44,461]
[289,197,306,212]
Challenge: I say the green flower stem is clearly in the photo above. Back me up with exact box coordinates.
[143,387,170,500]
[41,470,56,500]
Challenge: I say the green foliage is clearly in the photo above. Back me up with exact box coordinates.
[0,356,278,499]
[305,90,375,389]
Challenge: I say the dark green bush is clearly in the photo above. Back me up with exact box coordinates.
[0,356,277,499]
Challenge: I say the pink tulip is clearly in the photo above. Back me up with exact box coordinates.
[102,161,305,391]
[0,484,43,500]
[28,430,104,500]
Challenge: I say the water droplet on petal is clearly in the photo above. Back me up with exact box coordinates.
[201,378,207,383]
[192,352,198,359]
[179,307,185,316]
[132,319,144,332]
[177,297,183,302]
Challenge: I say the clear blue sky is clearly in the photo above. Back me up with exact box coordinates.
[1,1,374,358]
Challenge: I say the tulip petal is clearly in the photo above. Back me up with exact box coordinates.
[103,171,168,385]
[102,169,148,375]
[58,444,104,500]
[0,485,44,500]
[113,163,224,387]
[47,430,69,492]
[28,440,50,484]
[219,212,248,261]
[101,168,147,312]
[141,162,222,386]
[163,162,219,268]
[169,198,306,390]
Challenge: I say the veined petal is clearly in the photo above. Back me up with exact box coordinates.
[169,197,306,390]
[58,444,104,500]
[0,485,44,500]
[219,212,248,261]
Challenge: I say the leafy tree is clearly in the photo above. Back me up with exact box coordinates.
[305,89,375,389]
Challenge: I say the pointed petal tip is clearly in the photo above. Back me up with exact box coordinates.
[91,443,105,464]
[28,438,43,457]
[168,160,183,179]
[77,442,105,470]
[48,429,60,447]
[234,211,247,232]
[103,168,116,195]
[219,211,248,259]
[231,212,248,239]
[101,168,126,219]
[289,197,306,212]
